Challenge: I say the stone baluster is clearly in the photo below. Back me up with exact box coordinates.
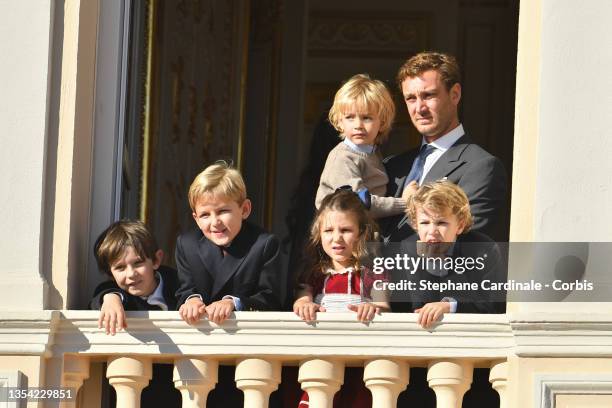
[106,356,152,408]
[489,360,508,408]
[61,355,90,407]
[173,358,219,408]
[364,359,409,408]
[235,358,281,408]
[298,358,344,408]
[427,360,473,408]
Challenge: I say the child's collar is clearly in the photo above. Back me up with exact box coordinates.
[324,265,364,275]
[343,138,376,154]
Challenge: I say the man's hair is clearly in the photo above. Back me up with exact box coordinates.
[406,180,473,232]
[328,74,396,144]
[94,219,159,276]
[396,51,461,91]
[188,161,247,211]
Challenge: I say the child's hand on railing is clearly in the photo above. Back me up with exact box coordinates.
[205,299,235,324]
[415,301,450,328]
[293,299,326,322]
[348,302,381,322]
[179,297,207,325]
[99,293,127,335]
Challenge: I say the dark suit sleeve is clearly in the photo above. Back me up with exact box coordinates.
[458,156,507,241]
[159,266,180,311]
[389,238,415,313]
[89,280,127,310]
[240,235,283,311]
[453,243,501,314]
[175,234,205,307]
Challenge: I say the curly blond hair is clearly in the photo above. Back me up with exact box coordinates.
[406,180,473,232]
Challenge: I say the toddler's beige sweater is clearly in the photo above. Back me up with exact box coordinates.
[315,142,406,218]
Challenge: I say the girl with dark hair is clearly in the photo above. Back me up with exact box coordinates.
[293,189,389,407]
[294,189,389,321]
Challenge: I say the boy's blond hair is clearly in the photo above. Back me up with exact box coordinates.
[94,220,159,276]
[188,161,247,210]
[328,74,396,144]
[407,180,473,232]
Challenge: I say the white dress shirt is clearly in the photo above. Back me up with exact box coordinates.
[418,124,465,184]
[141,272,168,311]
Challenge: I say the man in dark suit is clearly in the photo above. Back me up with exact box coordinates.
[383,51,508,242]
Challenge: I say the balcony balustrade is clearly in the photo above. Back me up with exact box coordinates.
[3,310,610,407]
[46,311,511,407]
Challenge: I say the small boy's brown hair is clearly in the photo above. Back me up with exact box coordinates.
[328,73,396,144]
[94,220,159,276]
[188,161,247,211]
[406,180,473,232]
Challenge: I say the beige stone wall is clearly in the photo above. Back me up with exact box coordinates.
[0,356,46,387]
[512,357,612,408]
[50,0,99,310]
[509,0,612,315]
[511,0,612,243]
[0,0,52,310]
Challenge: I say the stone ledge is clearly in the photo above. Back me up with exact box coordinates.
[2,311,612,359]
[56,311,512,359]
[0,310,60,356]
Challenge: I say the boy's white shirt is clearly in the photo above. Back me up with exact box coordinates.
[142,272,168,310]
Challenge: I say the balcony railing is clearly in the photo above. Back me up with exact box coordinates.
[5,310,610,407]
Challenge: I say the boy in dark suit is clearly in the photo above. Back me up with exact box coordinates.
[175,162,284,407]
[177,161,282,325]
[90,219,181,407]
[396,181,501,328]
[90,219,179,333]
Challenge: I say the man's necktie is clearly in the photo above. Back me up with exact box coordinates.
[406,144,435,185]
[396,144,436,232]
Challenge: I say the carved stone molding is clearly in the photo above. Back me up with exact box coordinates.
[308,12,430,58]
[535,373,612,408]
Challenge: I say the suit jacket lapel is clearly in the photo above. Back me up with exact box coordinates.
[424,136,470,183]
[196,238,217,287]
[210,224,252,299]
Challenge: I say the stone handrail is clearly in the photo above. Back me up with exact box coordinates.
[2,311,612,407]
[51,311,513,359]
